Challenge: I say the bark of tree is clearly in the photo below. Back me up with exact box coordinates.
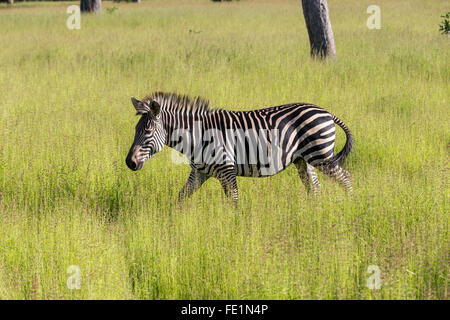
[92,0,101,13]
[134,0,141,3]
[80,0,101,14]
[7,0,14,5]
[301,0,336,59]
[80,0,90,12]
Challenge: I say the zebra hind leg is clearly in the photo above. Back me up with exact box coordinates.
[320,164,352,193]
[294,158,321,195]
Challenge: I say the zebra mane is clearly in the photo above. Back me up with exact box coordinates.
[143,92,214,114]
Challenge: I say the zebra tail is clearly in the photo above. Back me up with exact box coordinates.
[329,115,354,167]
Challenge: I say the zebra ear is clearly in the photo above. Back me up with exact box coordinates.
[149,100,161,118]
[131,97,149,115]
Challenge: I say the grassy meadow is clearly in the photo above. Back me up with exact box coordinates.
[0,0,448,299]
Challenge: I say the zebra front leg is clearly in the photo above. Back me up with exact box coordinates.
[178,169,209,201]
[217,170,239,206]
[294,158,321,195]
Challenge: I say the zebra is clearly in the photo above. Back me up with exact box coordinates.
[126,92,353,204]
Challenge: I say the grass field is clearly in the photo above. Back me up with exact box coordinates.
[0,0,448,299]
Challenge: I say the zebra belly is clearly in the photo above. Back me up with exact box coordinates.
[236,163,288,177]
[235,146,290,177]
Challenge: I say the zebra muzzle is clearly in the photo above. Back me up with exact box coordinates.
[126,146,143,171]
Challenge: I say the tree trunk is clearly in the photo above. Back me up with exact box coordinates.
[134,0,141,3]
[7,0,14,5]
[80,0,90,12]
[92,0,101,13]
[80,0,101,14]
[301,0,336,59]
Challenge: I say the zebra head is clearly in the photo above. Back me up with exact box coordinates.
[126,97,166,171]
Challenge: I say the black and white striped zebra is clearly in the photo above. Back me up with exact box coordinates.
[126,92,353,204]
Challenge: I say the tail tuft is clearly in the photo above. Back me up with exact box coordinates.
[328,115,353,167]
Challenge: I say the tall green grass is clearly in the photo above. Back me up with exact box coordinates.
[0,0,448,299]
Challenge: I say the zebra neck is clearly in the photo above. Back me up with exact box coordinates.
[161,109,207,149]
